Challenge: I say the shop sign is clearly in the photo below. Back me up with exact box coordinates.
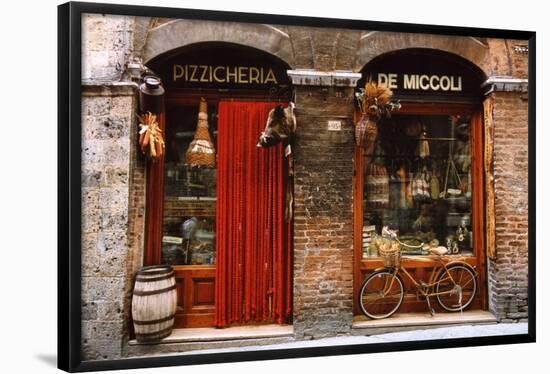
[172,64,279,85]
[147,44,291,89]
[327,120,342,131]
[360,50,484,98]
[376,73,463,92]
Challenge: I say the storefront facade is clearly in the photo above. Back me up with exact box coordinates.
[81,14,529,360]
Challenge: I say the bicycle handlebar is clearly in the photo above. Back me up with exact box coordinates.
[394,237,425,249]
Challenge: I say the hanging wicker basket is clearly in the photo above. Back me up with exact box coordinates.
[355,114,378,154]
[355,80,401,153]
[185,98,216,168]
[365,163,389,209]
[355,114,367,147]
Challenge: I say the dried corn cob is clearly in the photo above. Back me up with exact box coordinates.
[138,111,164,161]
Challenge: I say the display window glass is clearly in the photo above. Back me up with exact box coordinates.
[161,103,218,265]
[362,114,473,257]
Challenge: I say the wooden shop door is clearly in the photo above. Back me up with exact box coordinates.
[214,100,293,328]
[172,266,216,328]
[144,98,292,329]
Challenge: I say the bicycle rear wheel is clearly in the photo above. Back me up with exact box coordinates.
[358,270,404,319]
[435,264,477,312]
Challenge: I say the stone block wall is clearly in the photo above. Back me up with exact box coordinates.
[123,97,147,350]
[81,12,143,361]
[488,91,529,322]
[292,87,355,339]
[81,86,136,360]
[82,14,136,83]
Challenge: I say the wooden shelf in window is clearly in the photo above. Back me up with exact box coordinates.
[174,196,217,201]
[359,255,477,270]
[172,264,216,270]
[163,196,216,219]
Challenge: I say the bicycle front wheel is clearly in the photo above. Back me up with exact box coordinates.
[435,264,477,312]
[358,270,404,319]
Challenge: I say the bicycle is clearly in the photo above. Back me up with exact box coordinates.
[358,231,477,319]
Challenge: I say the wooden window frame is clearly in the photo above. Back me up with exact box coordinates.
[142,89,292,328]
[143,88,292,266]
[352,101,488,315]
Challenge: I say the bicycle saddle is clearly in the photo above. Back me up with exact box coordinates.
[429,246,448,256]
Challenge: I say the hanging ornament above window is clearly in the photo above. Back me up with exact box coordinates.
[138,112,165,161]
[256,102,297,148]
[185,97,216,168]
[355,80,401,151]
[416,127,431,159]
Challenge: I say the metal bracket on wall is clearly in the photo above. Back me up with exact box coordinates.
[482,76,528,95]
[287,69,362,88]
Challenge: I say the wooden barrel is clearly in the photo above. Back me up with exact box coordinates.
[131,265,177,343]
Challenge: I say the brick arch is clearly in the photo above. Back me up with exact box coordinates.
[142,19,295,67]
[354,31,490,76]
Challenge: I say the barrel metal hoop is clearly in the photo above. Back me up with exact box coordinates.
[133,314,175,326]
[133,284,177,296]
[135,272,174,282]
[137,265,174,276]
[135,326,173,340]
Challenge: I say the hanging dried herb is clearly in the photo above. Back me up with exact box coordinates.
[355,80,401,151]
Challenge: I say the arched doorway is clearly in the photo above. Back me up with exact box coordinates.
[144,43,294,328]
[353,49,488,316]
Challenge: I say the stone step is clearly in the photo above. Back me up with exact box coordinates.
[129,323,294,345]
[352,310,497,335]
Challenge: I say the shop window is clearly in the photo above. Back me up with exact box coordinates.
[353,48,487,315]
[362,114,474,257]
[161,103,218,265]
[143,42,294,328]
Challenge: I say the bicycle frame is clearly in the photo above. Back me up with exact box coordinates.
[402,256,475,294]
[378,255,477,314]
[398,262,446,298]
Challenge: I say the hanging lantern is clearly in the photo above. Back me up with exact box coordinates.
[185,98,216,168]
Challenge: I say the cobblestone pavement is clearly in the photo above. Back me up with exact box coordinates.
[175,323,528,355]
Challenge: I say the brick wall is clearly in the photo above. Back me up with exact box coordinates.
[508,40,529,79]
[292,87,355,339]
[486,38,529,79]
[488,91,529,322]
[122,98,146,349]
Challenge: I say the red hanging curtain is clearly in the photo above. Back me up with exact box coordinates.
[215,101,292,327]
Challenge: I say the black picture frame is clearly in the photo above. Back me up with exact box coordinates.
[58,1,536,372]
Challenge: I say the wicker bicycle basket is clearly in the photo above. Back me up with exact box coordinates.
[378,241,401,268]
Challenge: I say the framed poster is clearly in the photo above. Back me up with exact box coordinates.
[58,1,536,372]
